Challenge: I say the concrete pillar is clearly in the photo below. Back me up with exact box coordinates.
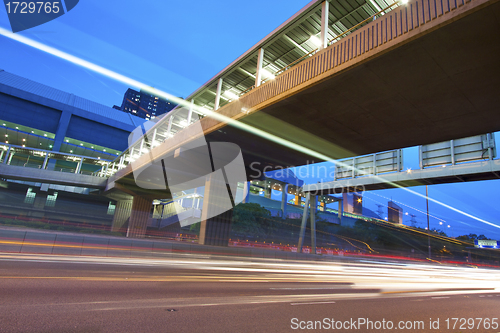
[214,78,223,110]
[280,182,288,219]
[310,194,317,254]
[297,192,310,253]
[199,172,234,246]
[255,48,265,87]
[47,109,72,170]
[126,196,153,238]
[320,1,329,50]
[111,199,133,232]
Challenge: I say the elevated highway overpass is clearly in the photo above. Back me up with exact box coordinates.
[107,0,500,184]
[94,0,500,243]
[2,0,499,245]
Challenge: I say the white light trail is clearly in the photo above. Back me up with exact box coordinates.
[1,27,499,231]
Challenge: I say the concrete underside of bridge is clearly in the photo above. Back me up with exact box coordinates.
[207,1,500,171]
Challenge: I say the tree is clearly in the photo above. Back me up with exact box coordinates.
[456,233,490,241]
[231,203,272,237]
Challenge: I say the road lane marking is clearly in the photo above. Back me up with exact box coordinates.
[291,301,336,305]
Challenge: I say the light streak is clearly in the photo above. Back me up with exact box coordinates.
[1,28,499,231]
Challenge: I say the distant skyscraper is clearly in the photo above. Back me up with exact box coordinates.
[343,192,363,215]
[388,201,403,225]
[114,88,178,120]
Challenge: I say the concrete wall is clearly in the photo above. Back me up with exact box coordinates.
[0,182,113,225]
[0,227,338,262]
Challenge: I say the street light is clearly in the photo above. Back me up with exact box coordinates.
[426,185,431,259]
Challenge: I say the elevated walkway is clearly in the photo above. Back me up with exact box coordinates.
[304,156,500,194]
[0,144,108,189]
[104,0,500,184]
[0,163,107,189]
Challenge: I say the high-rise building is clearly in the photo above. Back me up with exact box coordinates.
[113,88,178,120]
[388,200,403,225]
[343,192,363,215]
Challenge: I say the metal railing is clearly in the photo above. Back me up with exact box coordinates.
[0,144,110,177]
[334,149,404,180]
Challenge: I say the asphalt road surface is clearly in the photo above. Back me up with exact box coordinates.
[0,253,499,333]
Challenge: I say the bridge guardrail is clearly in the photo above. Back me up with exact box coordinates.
[0,144,111,177]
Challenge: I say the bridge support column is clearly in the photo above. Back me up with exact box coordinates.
[280,182,288,219]
[198,173,234,247]
[111,199,133,233]
[297,192,317,254]
[47,109,72,170]
[295,195,300,205]
[126,196,153,238]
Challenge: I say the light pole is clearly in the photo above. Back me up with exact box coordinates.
[426,185,431,259]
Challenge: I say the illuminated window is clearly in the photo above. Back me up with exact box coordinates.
[45,192,58,207]
[24,188,36,204]
[107,202,116,215]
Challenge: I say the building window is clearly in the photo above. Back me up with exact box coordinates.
[24,188,36,204]
[45,192,58,207]
[107,202,116,215]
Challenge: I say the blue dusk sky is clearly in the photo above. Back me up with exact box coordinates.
[1,0,499,239]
